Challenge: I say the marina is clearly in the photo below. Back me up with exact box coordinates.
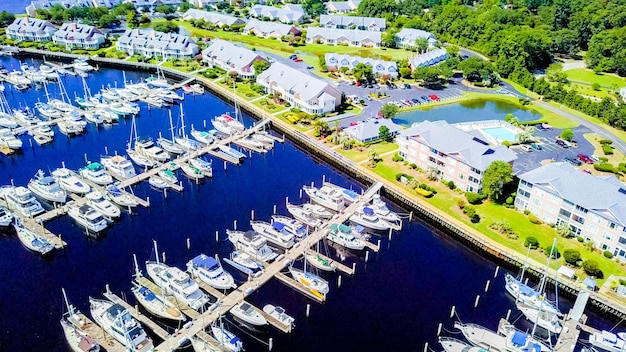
[0,54,623,352]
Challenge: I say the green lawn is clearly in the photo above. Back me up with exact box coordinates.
[565,68,626,88]
[546,101,626,144]
[336,142,398,162]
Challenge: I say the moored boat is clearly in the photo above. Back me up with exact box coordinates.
[89,297,154,352]
[68,205,109,233]
[187,254,236,290]
[28,169,67,203]
[146,259,210,310]
[250,220,295,249]
[85,191,120,219]
[262,304,295,329]
[217,144,246,160]
[327,223,366,250]
[14,219,54,255]
[0,185,45,217]
[0,128,22,150]
[180,162,205,180]
[212,113,244,135]
[190,157,213,177]
[305,251,336,272]
[0,206,13,227]
[52,168,91,194]
[589,330,626,352]
[223,251,264,276]
[349,205,396,231]
[302,185,345,212]
[230,302,267,326]
[227,229,278,262]
[106,183,138,208]
[270,215,309,239]
[285,202,323,228]
[79,162,113,186]
[211,319,243,352]
[453,320,553,352]
[60,289,101,352]
[101,155,137,180]
[289,266,329,298]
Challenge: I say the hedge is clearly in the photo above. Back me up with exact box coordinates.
[599,139,613,145]
[415,188,433,197]
[594,163,615,173]
[465,192,486,205]
[603,145,614,155]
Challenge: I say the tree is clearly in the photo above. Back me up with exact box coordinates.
[379,125,393,142]
[358,0,397,18]
[313,119,329,137]
[126,10,139,29]
[179,0,192,12]
[154,22,179,33]
[368,150,379,168]
[399,67,412,79]
[482,160,513,202]
[302,0,326,17]
[563,249,581,266]
[458,57,494,82]
[0,11,15,27]
[556,222,572,238]
[382,28,399,48]
[156,4,176,14]
[560,128,574,141]
[380,103,399,119]
[414,37,429,54]
[551,29,579,57]
[546,63,567,83]
[252,59,270,76]
[582,259,603,278]
[353,63,374,83]
[98,13,119,28]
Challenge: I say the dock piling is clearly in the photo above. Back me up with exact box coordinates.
[437,323,442,336]
[299,189,302,199]
[505,309,511,321]
[223,160,226,170]
[338,275,342,288]
[450,306,455,318]
[306,304,310,317]
[484,280,490,292]
[474,295,480,308]
[409,211,413,222]
[323,175,326,183]
[233,220,237,231]
[62,161,66,168]
[424,342,428,352]
[104,146,108,155]
[273,204,276,214]
[164,188,167,199]
[365,251,369,262]
[269,338,273,351]
[286,196,289,205]
[215,231,219,242]
[186,238,190,250]
[494,266,499,278]
[388,229,392,241]
[352,263,356,274]
[162,252,166,263]
[251,210,255,221]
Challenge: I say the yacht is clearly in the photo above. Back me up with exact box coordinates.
[285,202,323,228]
[28,169,67,203]
[58,120,84,136]
[327,223,366,250]
[324,182,359,204]
[305,251,336,272]
[230,302,267,326]
[180,162,204,180]
[251,131,275,144]
[79,162,113,186]
[0,128,22,150]
[187,254,237,290]
[148,176,169,190]
[109,102,136,117]
[589,330,626,352]
[212,113,244,135]
[223,251,265,276]
[73,59,94,72]
[263,304,295,329]
[270,215,309,239]
[369,194,402,224]
[439,337,484,352]
[14,220,54,255]
[68,205,109,233]
[101,155,137,180]
[0,112,17,129]
[516,303,562,334]
[0,206,13,227]
[236,136,265,151]
[190,83,204,94]
[250,220,296,249]
[303,202,336,218]
[302,185,346,212]
[106,184,138,208]
[145,75,170,89]
[52,168,91,194]
[289,266,329,298]
[189,157,213,177]
[0,186,45,217]
[158,169,178,185]
[85,191,121,219]
[32,123,54,138]
[145,262,210,310]
[60,290,100,352]
[453,320,552,352]
[190,128,215,145]
[13,108,41,126]
[217,144,246,161]
[504,273,560,315]
[89,297,154,352]
[35,102,61,119]
[134,139,169,163]
[349,205,395,231]
[157,136,185,154]
[227,230,278,262]
[127,148,157,169]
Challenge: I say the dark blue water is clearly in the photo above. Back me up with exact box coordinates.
[0,0,28,14]
[0,56,616,352]
[392,99,542,126]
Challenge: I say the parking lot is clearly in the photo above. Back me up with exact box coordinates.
[511,124,596,174]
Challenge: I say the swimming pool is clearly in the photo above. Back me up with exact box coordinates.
[482,126,518,141]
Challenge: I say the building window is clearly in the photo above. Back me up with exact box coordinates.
[619,237,626,245]
[576,205,588,214]
[559,208,571,218]
[609,221,616,229]
[572,215,585,224]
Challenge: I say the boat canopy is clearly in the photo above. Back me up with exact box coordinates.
[363,207,374,216]
[87,162,103,170]
[272,222,286,231]
[343,189,358,199]
[244,230,257,240]
[191,254,219,268]
[518,283,536,297]
[138,286,157,301]
[354,225,365,233]
[511,331,528,347]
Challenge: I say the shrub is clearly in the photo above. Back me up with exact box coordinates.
[594,162,615,173]
[583,259,603,278]
[524,236,540,249]
[465,192,486,205]
[395,173,413,182]
[523,209,530,215]
[604,251,614,259]
[392,154,404,162]
[576,236,584,242]
[603,145,614,155]
[415,187,433,197]
[599,139,613,145]
[600,157,609,162]
[447,180,455,190]
[592,82,601,90]
[528,214,541,224]
[563,249,581,266]
[544,245,560,258]
[409,163,417,169]
[463,205,480,223]
[502,140,511,147]
[506,196,514,205]
[457,199,466,209]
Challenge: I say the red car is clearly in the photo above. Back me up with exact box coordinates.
[577,154,593,164]
[428,94,440,101]
[293,58,303,62]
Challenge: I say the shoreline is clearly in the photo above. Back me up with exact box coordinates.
[10,47,626,320]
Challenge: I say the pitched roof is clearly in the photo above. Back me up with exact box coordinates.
[403,120,517,171]
[7,17,57,36]
[257,62,340,102]
[53,23,104,41]
[325,53,397,75]
[306,27,381,43]
[117,29,198,54]
[519,162,626,226]
[182,9,247,26]
[409,48,449,68]
[319,14,385,30]
[396,28,436,42]
[344,119,402,142]
[244,19,300,37]
[202,39,263,70]
[326,0,361,12]
[250,5,305,23]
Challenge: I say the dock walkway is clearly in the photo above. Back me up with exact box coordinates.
[67,312,126,352]
[103,289,172,340]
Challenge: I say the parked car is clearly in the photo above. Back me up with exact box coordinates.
[577,154,594,164]
[306,65,313,69]
[565,156,582,166]
[429,94,441,101]
[289,54,297,60]
[556,139,569,148]
[366,96,373,101]
[421,95,431,101]
[293,58,303,62]
[520,144,531,152]
[403,83,411,89]
[530,143,542,151]
[590,154,600,162]
[411,98,420,104]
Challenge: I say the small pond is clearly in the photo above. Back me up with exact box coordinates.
[392,99,542,126]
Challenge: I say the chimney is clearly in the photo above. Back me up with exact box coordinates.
[151,30,156,40]
[72,23,77,31]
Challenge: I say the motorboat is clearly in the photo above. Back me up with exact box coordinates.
[289,266,329,298]
[58,120,84,136]
[79,162,113,186]
[32,123,55,138]
[182,85,195,95]
[85,191,121,219]
[52,168,91,194]
[101,155,137,180]
[0,128,22,150]
[190,83,204,94]
[127,148,157,168]
[302,185,346,212]
[263,304,295,328]
[236,136,266,151]
[38,64,59,80]
[106,184,138,208]
[28,169,67,203]
[230,302,267,326]
[154,88,183,102]
[285,202,323,228]
[131,255,185,322]
[453,320,552,352]
[145,261,210,310]
[211,320,243,352]
[350,205,396,231]
[270,215,309,239]
[190,128,215,145]
[369,194,401,223]
[158,169,178,185]
[83,111,104,125]
[217,144,246,161]
[516,303,562,334]
[109,102,136,117]
[14,219,54,255]
[327,223,365,250]
[223,251,265,276]
[60,289,100,352]
[148,176,169,189]
[187,254,236,290]
[89,297,153,352]
[303,201,336,218]
[13,108,41,126]
[324,182,359,204]
[73,59,94,72]
[212,114,244,135]
[189,157,213,177]
[305,251,336,272]
[0,112,17,129]
[134,139,169,163]
[8,70,31,85]
[180,162,204,180]
[227,229,278,262]
[35,102,61,119]
[0,206,13,227]
[145,74,169,89]
[439,337,483,352]
[251,131,275,144]
[0,186,45,217]
[68,205,109,233]
[589,330,626,352]
[250,220,295,249]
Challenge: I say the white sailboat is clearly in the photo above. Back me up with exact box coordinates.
[289,263,329,299]
[590,330,626,352]
[60,289,101,352]
[212,83,244,135]
[106,183,138,208]
[189,157,213,178]
[180,161,205,180]
[158,110,186,155]
[453,319,553,352]
[131,254,185,322]
[223,251,265,276]
[285,202,324,228]
[13,218,54,255]
[175,104,201,151]
[127,116,157,168]
[211,317,243,352]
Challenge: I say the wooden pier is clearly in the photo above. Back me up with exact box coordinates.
[103,288,172,340]
[256,303,293,333]
[20,216,67,249]
[194,279,227,301]
[67,312,126,352]
[195,330,230,352]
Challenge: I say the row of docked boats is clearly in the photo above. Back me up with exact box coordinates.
[4,59,94,91]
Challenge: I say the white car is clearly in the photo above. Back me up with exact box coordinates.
[590,154,600,162]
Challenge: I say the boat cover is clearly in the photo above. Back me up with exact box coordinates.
[363,207,374,216]
[512,331,528,347]
[244,230,257,240]
[138,286,157,301]
[354,225,365,233]
[518,283,536,297]
[191,254,218,268]
[343,189,358,199]
[86,163,102,171]
[272,222,286,231]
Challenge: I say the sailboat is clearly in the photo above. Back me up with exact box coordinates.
[175,104,201,151]
[75,76,100,109]
[288,259,329,299]
[157,110,185,155]
[453,319,553,352]
[145,66,170,89]
[211,316,243,352]
[130,254,185,322]
[0,86,18,129]
[127,116,157,168]
[212,82,244,135]
[60,288,101,352]
[305,240,336,272]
